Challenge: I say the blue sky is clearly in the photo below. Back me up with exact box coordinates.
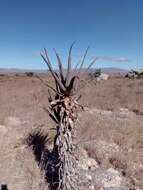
[0,0,143,70]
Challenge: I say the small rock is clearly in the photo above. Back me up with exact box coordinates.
[0,125,7,135]
[85,173,92,181]
[89,184,95,190]
[78,148,99,171]
[118,108,135,118]
[107,167,120,174]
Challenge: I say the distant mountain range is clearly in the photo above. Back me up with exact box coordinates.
[0,67,128,74]
[100,67,129,73]
[0,68,47,74]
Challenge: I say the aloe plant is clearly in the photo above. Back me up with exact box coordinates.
[40,44,98,190]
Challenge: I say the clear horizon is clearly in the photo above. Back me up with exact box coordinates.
[0,0,143,70]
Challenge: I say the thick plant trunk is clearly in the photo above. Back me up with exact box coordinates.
[50,96,79,190]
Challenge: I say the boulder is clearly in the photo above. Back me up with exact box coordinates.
[92,168,128,190]
[97,73,109,81]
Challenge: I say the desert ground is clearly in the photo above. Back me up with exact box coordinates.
[0,73,143,190]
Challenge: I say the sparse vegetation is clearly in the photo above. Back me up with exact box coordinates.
[25,72,34,77]
[0,66,143,190]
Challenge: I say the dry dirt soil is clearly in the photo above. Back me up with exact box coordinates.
[0,73,143,190]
